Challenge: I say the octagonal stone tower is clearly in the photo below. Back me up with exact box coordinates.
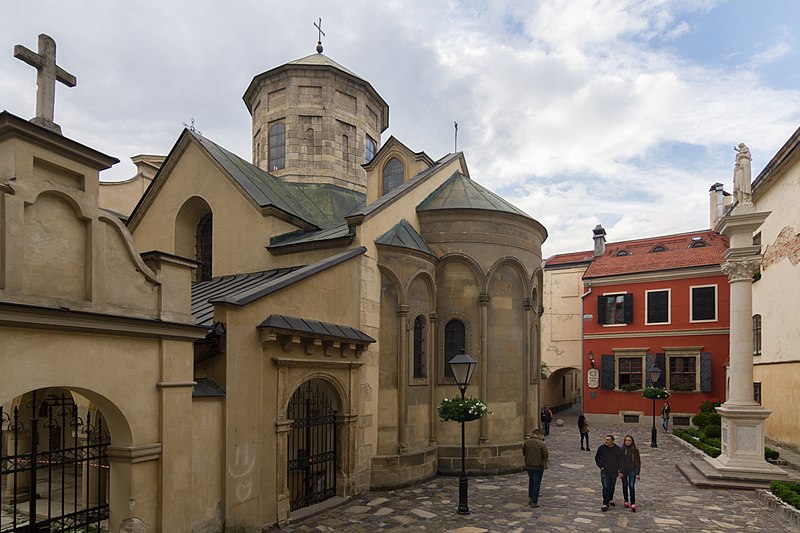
[243,52,389,193]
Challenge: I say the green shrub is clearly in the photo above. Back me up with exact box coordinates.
[765,447,780,461]
[692,413,709,428]
[674,428,721,458]
[770,481,800,510]
[706,412,721,426]
[702,444,721,457]
[672,383,694,392]
[620,383,640,392]
[701,436,721,448]
[703,425,721,438]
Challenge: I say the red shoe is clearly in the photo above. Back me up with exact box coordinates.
[631,504,637,512]
[623,502,630,508]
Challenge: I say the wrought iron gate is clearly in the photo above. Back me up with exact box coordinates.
[287,383,337,511]
[1,392,110,532]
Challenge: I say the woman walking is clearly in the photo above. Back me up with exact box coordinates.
[661,401,671,433]
[621,435,641,512]
[578,414,590,451]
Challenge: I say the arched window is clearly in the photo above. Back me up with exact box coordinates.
[690,240,706,248]
[651,245,667,252]
[443,320,465,380]
[413,315,426,379]
[753,314,762,355]
[268,122,285,171]
[196,213,212,282]
[383,158,404,194]
[342,134,349,163]
[364,135,376,163]
[616,250,630,256]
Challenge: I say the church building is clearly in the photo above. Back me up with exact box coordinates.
[1,35,547,532]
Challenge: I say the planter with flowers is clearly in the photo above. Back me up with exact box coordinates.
[438,396,488,422]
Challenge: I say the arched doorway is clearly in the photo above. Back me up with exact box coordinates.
[286,380,338,511]
[1,388,110,531]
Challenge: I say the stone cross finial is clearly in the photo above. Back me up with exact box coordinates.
[14,34,76,135]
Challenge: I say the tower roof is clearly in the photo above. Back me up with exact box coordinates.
[416,171,532,219]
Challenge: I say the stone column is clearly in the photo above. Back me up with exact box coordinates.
[397,305,408,452]
[707,207,787,481]
[523,299,533,438]
[428,312,438,444]
[479,293,489,444]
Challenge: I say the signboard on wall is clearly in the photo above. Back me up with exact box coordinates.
[587,368,600,389]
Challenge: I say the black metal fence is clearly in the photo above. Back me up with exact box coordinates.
[1,392,110,532]
[287,383,337,512]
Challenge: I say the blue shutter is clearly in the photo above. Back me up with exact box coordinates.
[700,352,712,392]
[655,353,666,388]
[623,293,634,324]
[597,296,607,324]
[645,354,655,386]
[601,355,615,390]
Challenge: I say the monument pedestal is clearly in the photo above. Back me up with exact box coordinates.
[703,403,789,481]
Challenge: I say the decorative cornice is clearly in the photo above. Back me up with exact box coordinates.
[270,356,365,369]
[587,265,723,286]
[585,328,728,340]
[108,443,162,463]
[721,257,761,282]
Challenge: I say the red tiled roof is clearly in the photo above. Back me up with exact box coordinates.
[583,229,728,278]
[544,249,593,267]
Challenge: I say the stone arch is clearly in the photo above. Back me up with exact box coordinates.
[530,267,544,314]
[406,270,435,316]
[282,373,348,418]
[486,256,531,296]
[28,189,91,219]
[378,264,406,305]
[543,365,581,410]
[437,253,486,293]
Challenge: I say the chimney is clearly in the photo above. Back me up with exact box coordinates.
[593,224,606,256]
[709,182,731,229]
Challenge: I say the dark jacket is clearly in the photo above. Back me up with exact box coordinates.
[595,443,623,475]
[622,444,641,474]
[523,435,549,470]
[540,409,553,423]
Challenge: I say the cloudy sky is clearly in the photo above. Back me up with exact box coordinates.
[3,1,800,258]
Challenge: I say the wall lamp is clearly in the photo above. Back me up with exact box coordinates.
[588,351,595,368]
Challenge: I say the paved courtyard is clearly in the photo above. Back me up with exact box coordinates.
[279,407,797,532]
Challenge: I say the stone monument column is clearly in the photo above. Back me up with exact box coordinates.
[708,201,787,481]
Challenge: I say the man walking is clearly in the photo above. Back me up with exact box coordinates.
[595,434,623,512]
[540,405,553,436]
[522,428,549,508]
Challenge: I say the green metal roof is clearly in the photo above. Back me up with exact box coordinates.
[191,131,364,229]
[375,220,435,257]
[286,53,364,81]
[416,171,531,219]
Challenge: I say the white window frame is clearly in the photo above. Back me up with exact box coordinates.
[645,288,671,325]
[665,349,700,391]
[689,284,718,323]
[602,291,628,327]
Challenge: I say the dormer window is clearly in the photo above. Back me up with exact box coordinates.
[616,250,630,256]
[651,245,667,253]
[383,157,404,194]
[689,240,706,248]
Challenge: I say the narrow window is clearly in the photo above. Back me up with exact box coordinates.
[268,122,285,171]
[669,357,696,390]
[753,382,762,404]
[383,158,404,194]
[342,134,349,163]
[646,290,669,324]
[364,135,376,163]
[413,316,426,379]
[691,286,717,321]
[196,213,212,282]
[618,357,642,388]
[753,314,762,355]
[443,320,465,380]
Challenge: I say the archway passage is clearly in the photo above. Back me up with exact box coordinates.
[287,381,337,511]
[1,389,110,531]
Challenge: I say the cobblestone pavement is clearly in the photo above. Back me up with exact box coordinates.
[280,408,796,532]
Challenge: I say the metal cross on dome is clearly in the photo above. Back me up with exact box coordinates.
[314,18,326,53]
[14,34,76,135]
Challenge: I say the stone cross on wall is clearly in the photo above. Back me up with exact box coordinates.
[14,34,76,135]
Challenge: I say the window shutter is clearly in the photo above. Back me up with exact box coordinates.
[655,353,666,388]
[645,354,655,386]
[700,352,712,392]
[601,355,615,390]
[597,296,607,324]
[623,293,634,324]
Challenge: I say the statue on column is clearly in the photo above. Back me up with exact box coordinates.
[733,143,752,206]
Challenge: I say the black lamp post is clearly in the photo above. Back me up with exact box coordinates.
[449,352,477,516]
[649,366,662,448]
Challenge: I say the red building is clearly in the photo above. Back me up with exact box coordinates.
[579,226,729,427]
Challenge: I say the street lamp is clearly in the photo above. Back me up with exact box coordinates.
[648,366,662,448]
[449,352,477,515]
